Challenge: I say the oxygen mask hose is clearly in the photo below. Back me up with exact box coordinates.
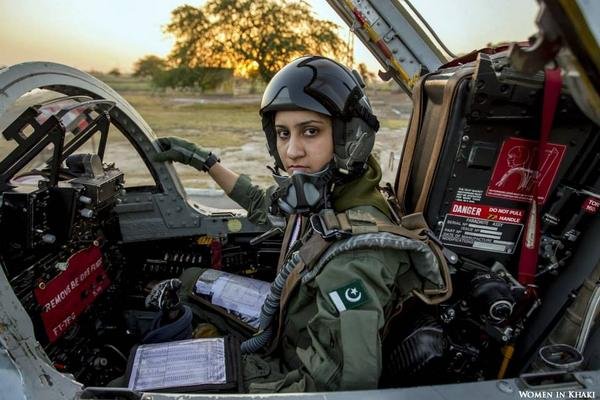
[241,251,303,354]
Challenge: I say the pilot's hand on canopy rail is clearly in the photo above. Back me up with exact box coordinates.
[153,136,220,172]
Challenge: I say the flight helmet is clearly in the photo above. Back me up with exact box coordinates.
[260,55,380,176]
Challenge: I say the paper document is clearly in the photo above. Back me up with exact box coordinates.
[194,271,271,327]
[128,338,226,391]
[211,275,271,321]
[195,269,224,295]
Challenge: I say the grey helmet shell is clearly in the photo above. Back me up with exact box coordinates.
[260,55,379,176]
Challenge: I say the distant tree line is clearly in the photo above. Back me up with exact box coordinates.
[132,55,232,91]
[152,65,233,91]
[132,0,356,90]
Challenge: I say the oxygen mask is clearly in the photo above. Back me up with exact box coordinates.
[270,164,334,216]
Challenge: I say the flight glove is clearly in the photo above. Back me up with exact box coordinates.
[145,278,182,312]
[154,136,220,172]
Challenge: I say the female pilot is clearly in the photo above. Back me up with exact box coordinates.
[153,55,438,392]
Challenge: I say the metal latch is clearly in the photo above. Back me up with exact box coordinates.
[425,230,459,265]
[310,213,351,241]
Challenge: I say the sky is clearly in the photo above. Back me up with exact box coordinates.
[0,0,539,74]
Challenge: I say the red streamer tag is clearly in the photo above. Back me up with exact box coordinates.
[517,68,562,285]
[210,239,223,269]
[34,246,111,343]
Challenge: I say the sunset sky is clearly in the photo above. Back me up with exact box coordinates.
[0,0,539,73]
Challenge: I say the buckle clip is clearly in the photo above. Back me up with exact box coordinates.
[310,213,351,241]
[425,230,459,265]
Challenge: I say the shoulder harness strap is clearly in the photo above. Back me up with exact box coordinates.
[310,208,455,305]
[311,208,428,241]
[267,231,334,355]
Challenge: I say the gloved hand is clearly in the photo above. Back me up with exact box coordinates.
[153,136,220,172]
[145,278,182,312]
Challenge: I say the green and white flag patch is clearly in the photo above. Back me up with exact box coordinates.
[328,279,369,312]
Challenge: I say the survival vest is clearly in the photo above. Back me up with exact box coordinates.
[240,206,455,354]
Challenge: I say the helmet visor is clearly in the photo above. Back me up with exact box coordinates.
[260,57,331,116]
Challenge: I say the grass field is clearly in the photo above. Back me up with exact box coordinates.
[2,74,411,189]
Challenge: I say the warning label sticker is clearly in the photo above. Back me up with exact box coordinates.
[34,246,110,343]
[440,214,523,254]
[455,187,484,203]
[486,137,566,204]
[450,201,525,223]
[582,197,600,214]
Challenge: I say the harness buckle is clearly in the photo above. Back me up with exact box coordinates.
[425,230,459,265]
[310,212,351,241]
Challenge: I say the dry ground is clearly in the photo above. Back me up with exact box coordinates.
[122,88,412,189]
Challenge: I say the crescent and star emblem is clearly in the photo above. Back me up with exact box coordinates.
[345,287,362,303]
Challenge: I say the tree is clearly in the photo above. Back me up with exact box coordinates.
[357,63,377,84]
[133,55,168,78]
[108,68,121,76]
[165,0,348,82]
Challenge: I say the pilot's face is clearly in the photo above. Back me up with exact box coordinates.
[275,110,334,174]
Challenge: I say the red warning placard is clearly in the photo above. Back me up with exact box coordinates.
[486,137,566,204]
[450,201,525,223]
[582,197,600,214]
[34,245,111,343]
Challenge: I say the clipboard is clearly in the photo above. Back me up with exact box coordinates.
[125,336,241,393]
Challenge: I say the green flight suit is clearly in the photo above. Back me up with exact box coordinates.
[188,156,425,392]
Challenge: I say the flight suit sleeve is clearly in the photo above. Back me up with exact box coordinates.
[249,248,410,393]
[227,174,277,226]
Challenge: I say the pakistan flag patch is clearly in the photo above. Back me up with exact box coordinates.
[328,279,369,312]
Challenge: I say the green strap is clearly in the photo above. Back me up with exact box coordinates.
[332,210,427,241]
